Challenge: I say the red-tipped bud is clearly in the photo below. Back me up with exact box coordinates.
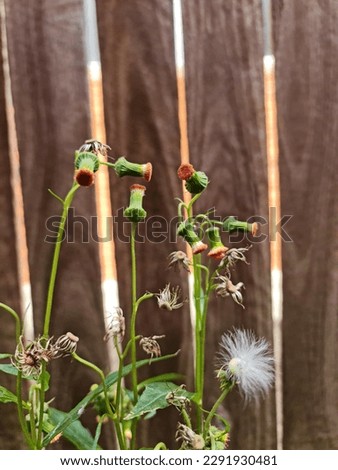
[177,163,195,181]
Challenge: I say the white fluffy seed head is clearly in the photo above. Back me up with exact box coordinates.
[217,328,274,402]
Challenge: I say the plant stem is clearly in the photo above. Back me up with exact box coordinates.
[16,372,35,449]
[130,222,138,449]
[203,383,234,438]
[43,183,79,337]
[0,304,35,448]
[72,353,125,449]
[181,407,192,428]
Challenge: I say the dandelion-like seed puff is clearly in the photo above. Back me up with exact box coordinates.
[216,329,274,402]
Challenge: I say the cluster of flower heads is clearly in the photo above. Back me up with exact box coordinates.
[13,333,79,379]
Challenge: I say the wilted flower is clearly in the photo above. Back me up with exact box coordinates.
[177,220,207,255]
[13,336,53,378]
[74,151,100,187]
[177,163,209,194]
[124,184,147,222]
[216,329,274,401]
[219,246,252,270]
[139,335,165,360]
[168,251,191,272]
[223,216,258,236]
[175,423,205,450]
[78,139,111,157]
[166,385,190,411]
[53,332,79,357]
[215,275,245,308]
[114,157,152,182]
[104,308,125,343]
[156,284,184,311]
[206,226,229,260]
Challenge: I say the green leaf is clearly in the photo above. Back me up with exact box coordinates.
[138,373,184,391]
[0,385,18,404]
[47,408,100,450]
[0,353,12,360]
[126,382,194,419]
[0,363,18,376]
[0,386,29,409]
[43,350,180,447]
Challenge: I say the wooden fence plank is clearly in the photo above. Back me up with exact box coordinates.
[274,0,338,449]
[0,19,24,450]
[97,0,276,449]
[182,0,276,449]
[4,0,112,448]
[96,0,190,449]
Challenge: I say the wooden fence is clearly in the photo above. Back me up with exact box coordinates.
[0,0,337,450]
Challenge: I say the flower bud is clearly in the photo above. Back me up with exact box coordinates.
[177,221,207,255]
[74,151,100,187]
[177,163,208,194]
[206,226,228,259]
[114,157,152,181]
[223,216,258,235]
[124,184,147,222]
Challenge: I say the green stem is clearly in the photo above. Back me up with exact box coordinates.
[181,407,192,428]
[43,183,79,337]
[0,303,21,343]
[203,383,234,438]
[36,362,47,448]
[130,222,138,449]
[114,338,124,423]
[0,304,35,448]
[72,353,125,449]
[154,442,167,450]
[16,372,35,448]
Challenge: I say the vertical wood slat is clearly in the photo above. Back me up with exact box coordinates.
[274,0,338,449]
[183,0,276,449]
[96,0,190,448]
[4,0,112,448]
[0,15,24,451]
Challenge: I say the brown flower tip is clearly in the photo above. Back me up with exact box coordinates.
[251,222,259,236]
[192,241,208,255]
[207,246,229,260]
[177,163,195,181]
[142,162,153,182]
[130,183,146,192]
[75,168,95,187]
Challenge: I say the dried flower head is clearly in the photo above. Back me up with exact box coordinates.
[78,139,111,157]
[104,308,125,343]
[175,423,205,450]
[53,332,79,357]
[74,168,95,187]
[167,251,191,272]
[215,275,245,308]
[139,335,165,360]
[177,164,209,194]
[219,246,252,270]
[166,385,190,411]
[124,184,147,222]
[12,336,52,378]
[216,329,274,401]
[156,284,184,311]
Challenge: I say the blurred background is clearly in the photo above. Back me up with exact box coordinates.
[0,0,337,450]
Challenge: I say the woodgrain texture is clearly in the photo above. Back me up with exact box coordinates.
[0,19,24,450]
[273,0,338,449]
[4,0,111,448]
